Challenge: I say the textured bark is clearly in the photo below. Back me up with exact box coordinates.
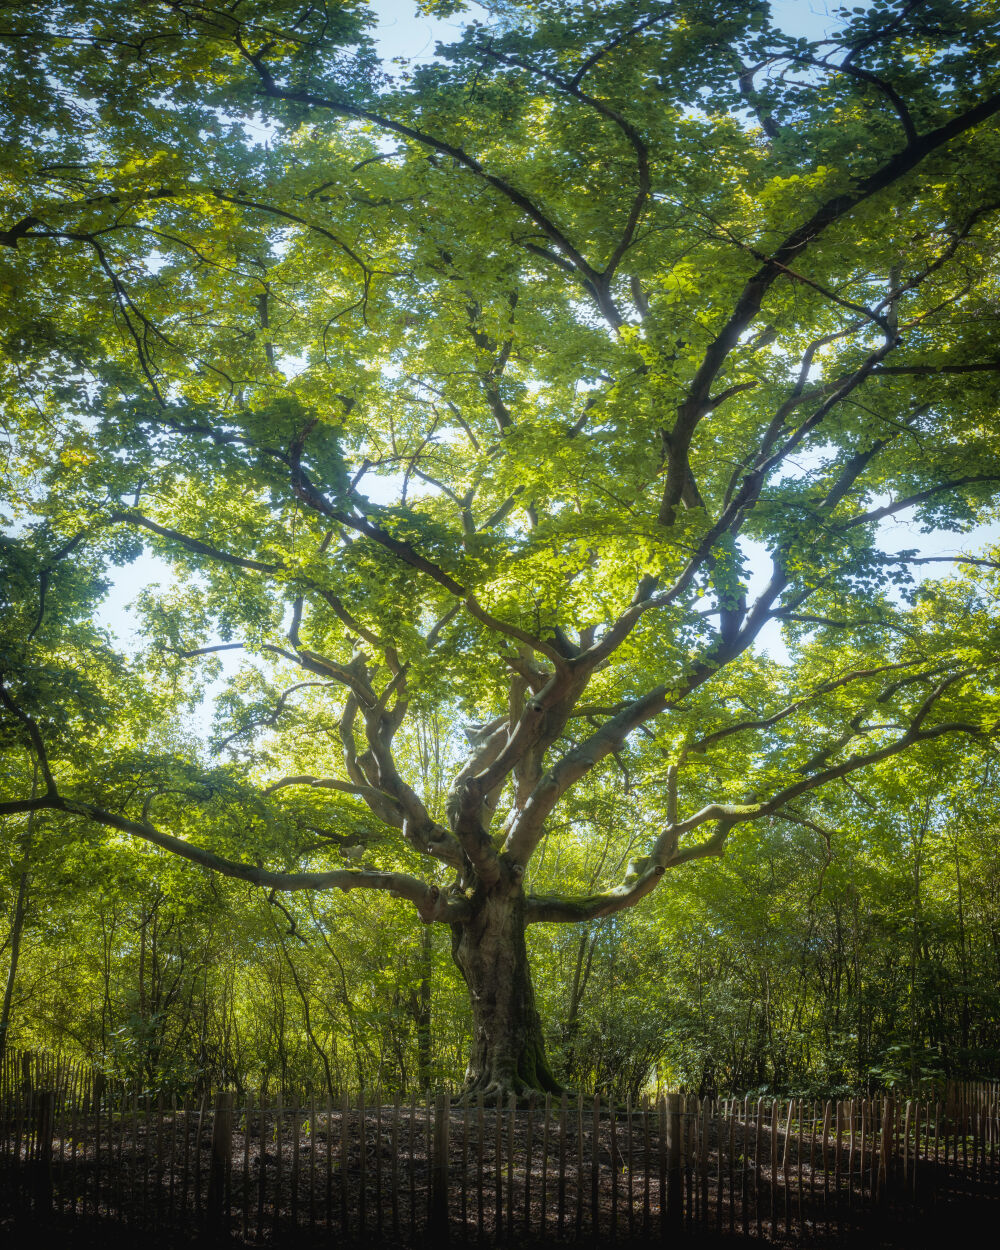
[451,880,561,1098]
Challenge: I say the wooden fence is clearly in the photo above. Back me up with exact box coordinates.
[2,1050,1000,1243]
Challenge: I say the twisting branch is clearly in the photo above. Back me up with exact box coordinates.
[1,609,469,909]
[685,660,921,755]
[736,59,782,140]
[28,528,90,641]
[786,52,917,145]
[233,34,612,318]
[473,40,649,293]
[526,820,733,924]
[0,694,468,923]
[216,680,334,753]
[509,633,991,878]
[568,7,673,90]
[0,682,58,797]
[833,475,1000,531]
[657,87,1000,527]
[108,510,281,573]
[528,677,989,926]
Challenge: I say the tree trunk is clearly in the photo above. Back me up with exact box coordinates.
[451,885,562,1098]
[415,923,432,1089]
[560,930,596,1081]
[0,764,36,1060]
[0,858,30,1059]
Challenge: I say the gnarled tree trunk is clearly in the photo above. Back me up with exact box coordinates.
[451,880,562,1098]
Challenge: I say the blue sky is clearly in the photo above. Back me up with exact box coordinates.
[368,0,859,60]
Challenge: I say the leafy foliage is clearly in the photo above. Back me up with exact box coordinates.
[2,0,1000,1090]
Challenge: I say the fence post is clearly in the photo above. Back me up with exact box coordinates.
[431,1087,450,1241]
[666,1092,683,1230]
[902,1100,912,1190]
[877,1096,893,1202]
[33,1088,54,1215]
[207,1090,233,1233]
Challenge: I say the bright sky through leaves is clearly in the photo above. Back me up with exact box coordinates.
[92,0,1000,720]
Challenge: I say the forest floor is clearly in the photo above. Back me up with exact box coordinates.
[1,1209,996,1248]
[2,1103,997,1246]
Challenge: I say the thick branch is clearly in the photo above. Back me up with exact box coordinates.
[528,702,987,926]
[0,683,58,797]
[657,88,1000,525]
[525,820,732,924]
[236,41,607,310]
[0,790,469,923]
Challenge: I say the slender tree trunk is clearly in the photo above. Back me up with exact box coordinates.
[0,764,36,1060]
[560,930,596,1081]
[274,919,336,1098]
[0,859,31,1059]
[415,923,432,1089]
[954,827,970,1052]
[909,807,928,1087]
[451,886,561,1098]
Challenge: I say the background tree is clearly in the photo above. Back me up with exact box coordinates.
[2,0,1000,1096]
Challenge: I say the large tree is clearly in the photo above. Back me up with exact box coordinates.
[2,0,1000,1095]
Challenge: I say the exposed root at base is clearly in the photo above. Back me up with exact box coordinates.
[459,1075,567,1105]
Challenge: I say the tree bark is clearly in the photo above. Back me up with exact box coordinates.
[451,880,562,1098]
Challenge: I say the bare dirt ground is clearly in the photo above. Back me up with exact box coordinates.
[2,1102,995,1246]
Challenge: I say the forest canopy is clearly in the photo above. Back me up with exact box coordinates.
[2,0,1000,1096]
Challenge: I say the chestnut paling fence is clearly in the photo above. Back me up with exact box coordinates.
[2,1050,1000,1243]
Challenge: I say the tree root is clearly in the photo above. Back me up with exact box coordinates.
[460,1066,566,1105]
